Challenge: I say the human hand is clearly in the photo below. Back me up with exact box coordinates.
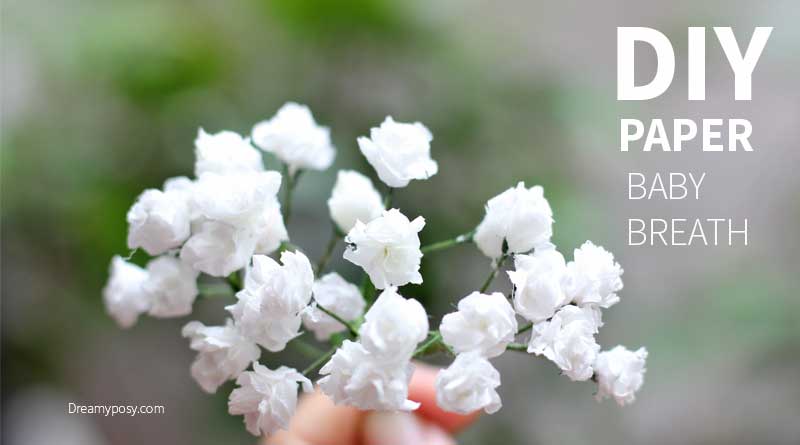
[265,363,479,445]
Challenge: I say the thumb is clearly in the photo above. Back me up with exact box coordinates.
[362,412,457,445]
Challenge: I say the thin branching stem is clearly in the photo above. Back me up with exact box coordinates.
[383,187,394,208]
[302,346,337,377]
[517,322,533,335]
[315,229,341,274]
[282,165,302,224]
[316,303,359,337]
[479,253,509,293]
[421,230,475,254]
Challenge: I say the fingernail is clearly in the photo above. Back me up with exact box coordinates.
[363,411,425,445]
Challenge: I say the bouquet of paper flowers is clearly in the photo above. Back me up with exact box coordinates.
[103,102,647,437]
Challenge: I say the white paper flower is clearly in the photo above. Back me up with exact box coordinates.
[228,362,313,436]
[225,252,314,351]
[102,256,150,328]
[143,255,199,318]
[180,220,257,277]
[327,170,385,233]
[357,116,438,188]
[227,292,302,352]
[594,346,648,406]
[194,128,264,176]
[191,171,282,229]
[527,305,600,381]
[440,292,517,358]
[243,251,314,314]
[126,187,191,255]
[565,241,623,309]
[435,352,502,415]
[251,102,335,174]
[508,248,569,323]
[302,273,365,341]
[182,319,261,393]
[474,182,553,260]
[343,209,425,289]
[318,340,419,411]
[358,287,429,359]
[253,199,289,255]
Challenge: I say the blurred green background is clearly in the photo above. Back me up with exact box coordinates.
[3,0,800,444]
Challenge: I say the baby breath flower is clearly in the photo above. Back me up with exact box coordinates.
[302,273,365,341]
[126,187,191,256]
[251,102,335,174]
[565,241,623,309]
[594,346,648,406]
[527,305,600,381]
[180,220,258,277]
[226,293,302,352]
[243,251,314,314]
[357,116,438,188]
[194,128,264,176]
[474,182,553,260]
[327,170,385,233]
[103,256,150,328]
[143,255,199,318]
[191,171,282,229]
[182,319,261,393]
[253,200,289,255]
[440,292,517,358]
[318,340,419,411]
[343,209,425,289]
[435,352,502,415]
[508,248,569,323]
[358,287,429,359]
[226,252,314,351]
[228,362,313,436]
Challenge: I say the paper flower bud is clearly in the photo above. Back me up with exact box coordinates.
[251,102,335,174]
[357,116,438,188]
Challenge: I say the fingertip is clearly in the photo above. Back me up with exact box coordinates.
[277,389,365,445]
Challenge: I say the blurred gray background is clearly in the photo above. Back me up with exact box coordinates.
[2,0,799,444]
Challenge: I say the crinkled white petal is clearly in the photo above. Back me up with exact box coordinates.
[565,241,623,309]
[440,292,517,358]
[302,273,365,341]
[194,128,264,176]
[180,220,257,277]
[144,255,199,318]
[508,248,569,323]
[594,346,648,406]
[343,209,424,289]
[251,102,335,174]
[103,256,150,328]
[358,287,429,359]
[182,319,260,393]
[243,251,314,314]
[527,305,601,381]
[357,116,437,188]
[253,199,289,255]
[327,170,385,233]
[228,362,312,436]
[435,352,502,414]
[474,182,553,260]
[225,252,314,351]
[191,171,282,229]
[318,340,419,411]
[126,187,191,255]
[226,289,302,352]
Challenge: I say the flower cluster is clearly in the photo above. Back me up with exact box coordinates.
[104,102,648,438]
